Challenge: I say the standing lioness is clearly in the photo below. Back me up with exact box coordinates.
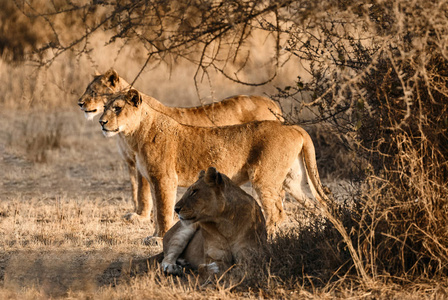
[78,69,282,221]
[99,89,329,237]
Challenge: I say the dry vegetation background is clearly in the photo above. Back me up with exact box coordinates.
[1,0,448,299]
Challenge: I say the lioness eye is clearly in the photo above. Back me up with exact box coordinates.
[114,106,122,113]
[190,189,198,196]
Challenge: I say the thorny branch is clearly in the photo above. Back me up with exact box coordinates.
[15,0,297,85]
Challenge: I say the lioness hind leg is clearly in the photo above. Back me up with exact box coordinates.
[252,185,285,233]
[283,157,317,209]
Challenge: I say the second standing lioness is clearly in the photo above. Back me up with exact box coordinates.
[99,89,329,237]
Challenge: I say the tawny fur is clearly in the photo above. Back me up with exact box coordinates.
[99,89,329,236]
[78,69,283,222]
[161,167,267,280]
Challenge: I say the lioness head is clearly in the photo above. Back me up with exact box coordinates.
[78,69,121,120]
[175,167,227,223]
[99,89,143,137]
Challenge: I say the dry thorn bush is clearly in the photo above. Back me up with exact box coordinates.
[275,0,448,283]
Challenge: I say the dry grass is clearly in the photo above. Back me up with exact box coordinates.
[1,0,448,298]
[0,191,446,299]
[1,108,444,299]
[0,106,445,298]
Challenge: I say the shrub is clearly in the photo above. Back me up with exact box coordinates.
[275,0,448,279]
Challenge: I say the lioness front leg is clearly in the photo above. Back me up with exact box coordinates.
[124,172,153,222]
[150,176,177,237]
[117,139,141,216]
[128,162,139,211]
[162,221,198,275]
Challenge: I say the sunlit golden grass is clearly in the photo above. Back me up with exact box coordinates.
[0,197,152,250]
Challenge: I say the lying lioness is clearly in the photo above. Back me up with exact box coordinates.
[161,167,267,280]
[78,69,282,221]
[99,89,329,237]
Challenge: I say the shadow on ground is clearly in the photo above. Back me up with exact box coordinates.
[0,251,164,297]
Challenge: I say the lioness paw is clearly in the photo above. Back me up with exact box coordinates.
[162,262,183,275]
[123,212,150,223]
[142,236,163,247]
[199,262,220,275]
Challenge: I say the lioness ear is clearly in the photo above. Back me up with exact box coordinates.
[198,170,205,179]
[104,69,119,87]
[204,167,223,187]
[127,89,142,107]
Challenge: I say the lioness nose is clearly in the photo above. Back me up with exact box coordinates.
[174,207,181,214]
[99,120,108,126]
[78,102,84,108]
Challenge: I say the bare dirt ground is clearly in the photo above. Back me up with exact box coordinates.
[0,108,162,297]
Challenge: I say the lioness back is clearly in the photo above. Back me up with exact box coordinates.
[166,95,283,126]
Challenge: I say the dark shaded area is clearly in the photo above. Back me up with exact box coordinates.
[98,252,164,287]
[0,251,164,297]
[0,1,46,62]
